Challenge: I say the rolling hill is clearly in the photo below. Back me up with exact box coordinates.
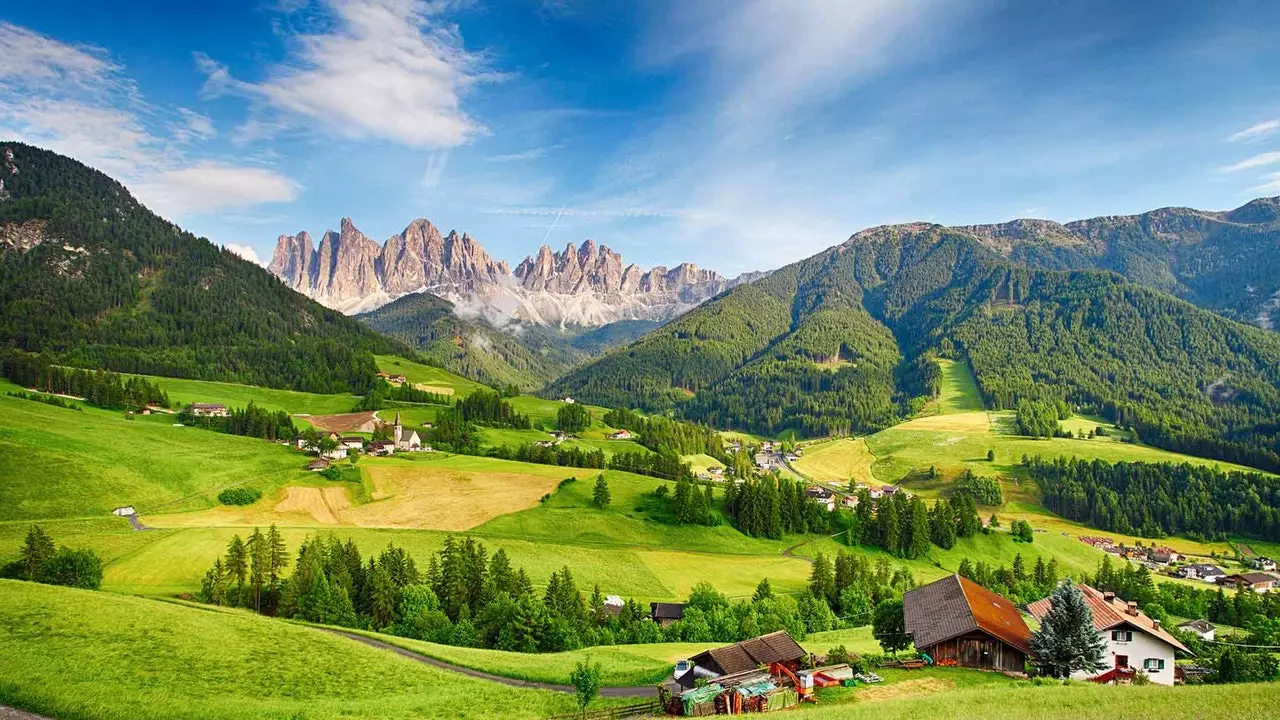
[0,142,416,394]
[549,215,1280,471]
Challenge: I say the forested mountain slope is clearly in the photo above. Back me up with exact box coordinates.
[550,222,1280,471]
[0,142,414,393]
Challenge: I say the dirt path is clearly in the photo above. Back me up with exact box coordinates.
[0,706,54,720]
[324,629,660,698]
[781,531,847,564]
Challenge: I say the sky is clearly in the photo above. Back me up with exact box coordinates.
[3,0,1280,276]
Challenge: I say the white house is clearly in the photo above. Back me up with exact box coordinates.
[610,429,634,440]
[1177,563,1225,583]
[338,436,364,451]
[368,440,395,456]
[322,446,348,461]
[112,506,136,517]
[188,403,229,417]
[562,397,576,404]
[1177,619,1215,641]
[1257,557,1277,572]
[1027,585,1190,686]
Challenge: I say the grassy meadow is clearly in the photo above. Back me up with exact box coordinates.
[0,580,592,720]
[130,373,360,415]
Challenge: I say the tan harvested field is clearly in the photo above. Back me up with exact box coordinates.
[145,457,567,531]
[414,383,455,396]
[305,411,379,433]
[895,411,994,433]
[858,677,955,702]
[792,437,879,486]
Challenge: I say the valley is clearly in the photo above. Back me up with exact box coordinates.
[2,142,1279,719]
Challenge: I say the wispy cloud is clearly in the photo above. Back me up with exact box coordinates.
[0,21,296,218]
[420,151,450,188]
[199,0,493,148]
[485,144,562,163]
[1228,119,1280,142]
[1220,151,1280,173]
[1248,171,1280,195]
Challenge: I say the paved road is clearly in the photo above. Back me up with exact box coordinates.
[324,629,661,698]
[125,513,151,531]
[0,706,54,720]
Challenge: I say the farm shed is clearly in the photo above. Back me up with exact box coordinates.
[677,631,808,689]
[903,574,1031,673]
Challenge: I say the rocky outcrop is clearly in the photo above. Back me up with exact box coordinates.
[269,220,749,324]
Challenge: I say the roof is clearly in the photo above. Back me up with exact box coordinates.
[190,403,226,409]
[339,436,363,442]
[1237,572,1278,584]
[1026,584,1190,654]
[307,459,329,469]
[689,631,807,676]
[650,602,685,620]
[1178,619,1214,633]
[903,575,1032,654]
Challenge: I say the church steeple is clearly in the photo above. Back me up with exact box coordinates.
[393,412,403,445]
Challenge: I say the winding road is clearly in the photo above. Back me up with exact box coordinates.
[324,629,661,698]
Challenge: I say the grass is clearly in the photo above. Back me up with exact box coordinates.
[129,373,360,415]
[375,355,488,397]
[935,358,984,414]
[798,679,1280,719]
[791,438,879,486]
[683,453,726,474]
[0,392,308,520]
[0,580,591,719]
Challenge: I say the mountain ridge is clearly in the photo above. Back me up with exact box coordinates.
[269,219,757,325]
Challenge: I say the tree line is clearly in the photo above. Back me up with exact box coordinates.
[0,352,169,410]
[603,409,726,458]
[846,488,988,558]
[1029,456,1280,541]
[178,401,296,441]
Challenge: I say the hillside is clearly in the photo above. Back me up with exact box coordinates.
[550,220,1280,470]
[361,292,665,390]
[0,142,414,394]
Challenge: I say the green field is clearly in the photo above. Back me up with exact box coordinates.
[131,374,360,415]
[935,358,984,414]
[375,354,488,397]
[0,580,590,720]
[0,392,308,520]
[338,626,880,686]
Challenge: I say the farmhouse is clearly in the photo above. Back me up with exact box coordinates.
[610,429,634,440]
[675,631,808,693]
[338,436,364,451]
[603,595,625,617]
[1257,557,1277,572]
[1177,619,1215,641]
[321,446,347,461]
[307,459,330,472]
[1177,563,1225,583]
[367,440,394,456]
[112,506,136,517]
[903,574,1032,673]
[650,602,685,627]
[188,403,228,417]
[1219,572,1278,593]
[1027,585,1190,685]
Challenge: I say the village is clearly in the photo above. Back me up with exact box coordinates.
[1078,536,1280,595]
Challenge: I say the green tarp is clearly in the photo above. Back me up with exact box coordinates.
[765,688,798,712]
[681,684,724,715]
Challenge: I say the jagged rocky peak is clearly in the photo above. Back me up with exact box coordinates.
[514,239,727,296]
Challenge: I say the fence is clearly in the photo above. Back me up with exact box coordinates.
[543,699,663,720]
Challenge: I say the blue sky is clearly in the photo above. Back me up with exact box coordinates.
[3,1,1280,275]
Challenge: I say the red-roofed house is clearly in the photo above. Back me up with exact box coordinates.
[1026,585,1190,685]
[903,574,1032,673]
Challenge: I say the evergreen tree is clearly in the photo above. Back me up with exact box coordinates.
[246,528,267,612]
[753,577,774,602]
[592,475,611,509]
[19,525,55,581]
[808,553,837,608]
[225,535,248,603]
[367,561,398,629]
[1030,580,1108,678]
[907,497,931,559]
[930,499,957,550]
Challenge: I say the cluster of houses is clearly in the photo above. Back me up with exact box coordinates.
[659,569,1213,715]
[302,414,431,472]
[375,371,407,385]
[1079,537,1280,593]
[188,403,229,417]
[902,574,1192,685]
[752,442,802,471]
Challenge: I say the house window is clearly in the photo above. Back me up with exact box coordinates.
[1144,658,1165,672]
[1111,630,1133,642]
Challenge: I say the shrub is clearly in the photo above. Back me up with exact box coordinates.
[217,487,262,506]
[38,547,103,589]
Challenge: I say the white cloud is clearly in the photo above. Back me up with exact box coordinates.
[1220,151,1280,173]
[200,0,490,148]
[0,22,297,219]
[1228,119,1280,142]
[1248,171,1280,195]
[224,243,267,266]
[133,164,299,217]
[420,151,450,188]
[485,144,561,163]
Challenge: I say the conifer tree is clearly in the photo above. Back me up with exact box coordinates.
[225,535,248,603]
[19,525,55,581]
[267,525,288,592]
[753,577,774,602]
[1030,580,1107,678]
[247,527,267,611]
[592,474,611,509]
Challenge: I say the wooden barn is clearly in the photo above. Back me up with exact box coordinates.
[677,630,808,689]
[903,574,1032,673]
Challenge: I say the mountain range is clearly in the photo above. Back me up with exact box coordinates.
[550,198,1280,471]
[268,219,758,325]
